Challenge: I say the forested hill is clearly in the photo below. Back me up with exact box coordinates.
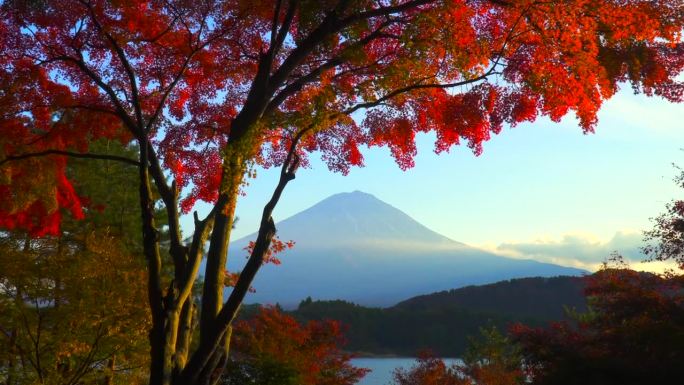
[287,276,587,356]
[395,276,587,321]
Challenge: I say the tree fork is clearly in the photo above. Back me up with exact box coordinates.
[180,138,300,384]
[195,330,231,385]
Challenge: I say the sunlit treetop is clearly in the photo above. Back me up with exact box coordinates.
[1,0,682,234]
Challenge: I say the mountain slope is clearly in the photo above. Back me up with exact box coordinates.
[394,276,587,320]
[252,190,458,247]
[226,191,586,307]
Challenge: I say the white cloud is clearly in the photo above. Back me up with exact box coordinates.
[597,92,684,137]
[488,231,675,272]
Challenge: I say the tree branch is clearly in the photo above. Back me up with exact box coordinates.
[270,0,298,63]
[263,17,400,116]
[344,70,501,115]
[217,132,300,334]
[144,53,195,133]
[269,0,284,57]
[174,201,223,312]
[0,150,140,167]
[54,55,138,133]
[340,0,434,25]
[79,0,145,130]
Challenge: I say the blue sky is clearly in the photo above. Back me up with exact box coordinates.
[184,89,683,272]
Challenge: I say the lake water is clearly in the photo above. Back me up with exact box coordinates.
[352,358,461,385]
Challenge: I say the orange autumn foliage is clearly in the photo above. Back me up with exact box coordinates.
[224,307,368,385]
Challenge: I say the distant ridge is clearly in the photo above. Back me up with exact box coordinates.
[394,276,588,321]
[225,191,586,307]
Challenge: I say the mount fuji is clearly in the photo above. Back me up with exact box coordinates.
[226,191,586,307]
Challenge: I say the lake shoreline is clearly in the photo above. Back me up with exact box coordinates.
[350,351,459,359]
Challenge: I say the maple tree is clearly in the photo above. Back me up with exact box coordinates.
[644,165,684,268]
[511,259,684,385]
[222,306,368,385]
[0,0,682,384]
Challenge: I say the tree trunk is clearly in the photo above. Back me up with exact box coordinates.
[5,327,17,385]
[184,147,246,385]
[103,357,115,385]
[200,150,244,337]
[143,122,298,385]
[139,144,166,385]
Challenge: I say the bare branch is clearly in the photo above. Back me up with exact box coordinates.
[340,0,434,25]
[269,0,284,55]
[0,150,140,167]
[344,70,501,115]
[78,0,145,130]
[270,0,298,63]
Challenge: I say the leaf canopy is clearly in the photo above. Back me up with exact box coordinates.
[0,0,682,234]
